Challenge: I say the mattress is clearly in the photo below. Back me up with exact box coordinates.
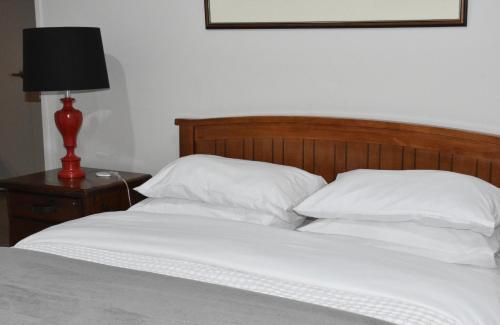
[17,211,500,325]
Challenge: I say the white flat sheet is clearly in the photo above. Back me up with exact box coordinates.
[17,212,500,325]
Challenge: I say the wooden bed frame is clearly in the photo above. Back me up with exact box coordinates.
[175,116,500,187]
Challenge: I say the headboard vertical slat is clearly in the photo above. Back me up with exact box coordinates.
[402,147,416,170]
[179,125,194,156]
[303,140,315,174]
[346,142,369,170]
[243,138,254,160]
[215,140,225,156]
[492,163,500,186]
[253,138,273,163]
[334,142,347,175]
[272,138,284,165]
[283,139,303,169]
[314,140,335,182]
[439,152,453,172]
[380,145,403,170]
[453,155,477,176]
[477,160,492,183]
[415,149,439,170]
[368,144,381,169]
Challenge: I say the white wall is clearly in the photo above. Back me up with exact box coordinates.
[36,0,500,174]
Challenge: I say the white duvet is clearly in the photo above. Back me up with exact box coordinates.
[17,211,500,325]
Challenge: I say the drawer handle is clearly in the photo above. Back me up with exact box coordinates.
[31,204,56,214]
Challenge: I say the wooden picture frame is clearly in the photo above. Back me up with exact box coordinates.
[205,0,467,29]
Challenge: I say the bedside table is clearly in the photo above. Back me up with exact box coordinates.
[0,167,151,246]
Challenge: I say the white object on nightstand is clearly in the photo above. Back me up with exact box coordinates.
[96,171,113,177]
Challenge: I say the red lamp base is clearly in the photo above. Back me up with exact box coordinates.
[55,97,85,179]
[58,156,85,179]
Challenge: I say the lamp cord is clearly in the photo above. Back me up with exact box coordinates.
[110,171,132,208]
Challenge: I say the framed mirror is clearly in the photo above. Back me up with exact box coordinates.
[205,0,467,29]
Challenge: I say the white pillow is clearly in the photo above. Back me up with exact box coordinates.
[294,169,500,236]
[135,155,326,225]
[129,197,303,229]
[298,219,500,268]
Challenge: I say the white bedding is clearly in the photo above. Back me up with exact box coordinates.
[17,211,500,325]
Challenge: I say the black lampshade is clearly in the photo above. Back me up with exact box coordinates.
[23,27,110,92]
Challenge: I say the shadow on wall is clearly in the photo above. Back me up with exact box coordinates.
[77,55,135,172]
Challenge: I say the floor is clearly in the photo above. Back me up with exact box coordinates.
[0,193,8,246]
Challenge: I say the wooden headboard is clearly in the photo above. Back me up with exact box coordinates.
[175,116,500,187]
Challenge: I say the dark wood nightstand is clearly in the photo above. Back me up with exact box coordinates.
[0,167,151,246]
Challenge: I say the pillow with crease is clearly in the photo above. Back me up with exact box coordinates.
[294,169,500,236]
[135,155,326,226]
[129,197,304,229]
[298,219,500,268]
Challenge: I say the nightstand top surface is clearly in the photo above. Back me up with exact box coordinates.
[0,167,151,196]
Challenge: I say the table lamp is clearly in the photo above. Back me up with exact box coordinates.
[23,27,110,179]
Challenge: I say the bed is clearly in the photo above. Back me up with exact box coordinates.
[2,116,500,325]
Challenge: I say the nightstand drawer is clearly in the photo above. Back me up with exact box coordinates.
[9,192,82,222]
